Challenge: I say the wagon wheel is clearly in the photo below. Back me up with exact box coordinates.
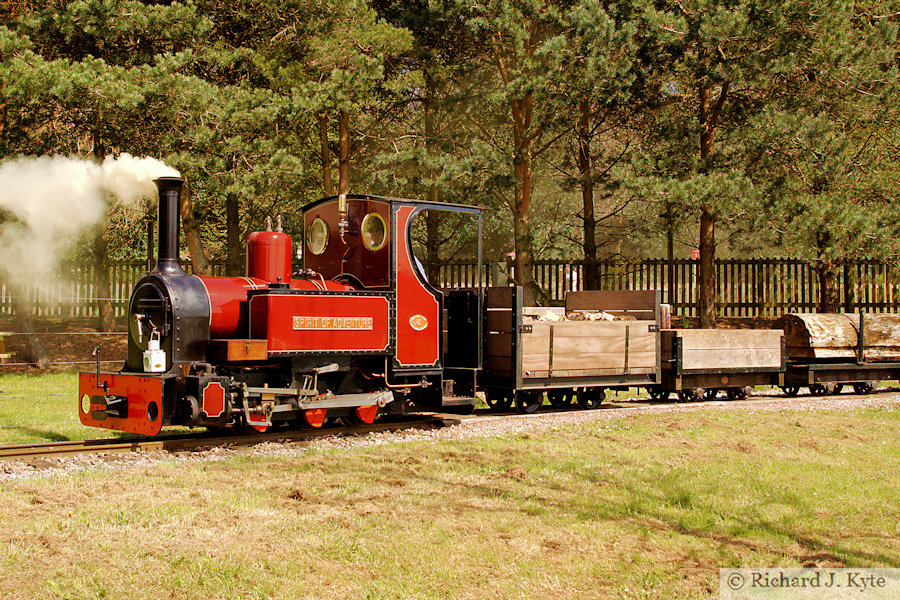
[677,389,697,403]
[852,382,875,395]
[809,383,832,396]
[515,390,544,414]
[703,388,720,400]
[830,384,844,395]
[780,385,800,397]
[547,390,574,407]
[726,387,748,401]
[647,387,669,402]
[485,390,513,412]
[576,388,605,410]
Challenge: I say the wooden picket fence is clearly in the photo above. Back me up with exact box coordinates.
[436,258,900,315]
[2,257,899,318]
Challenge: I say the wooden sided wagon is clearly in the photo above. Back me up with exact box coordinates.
[481,288,661,412]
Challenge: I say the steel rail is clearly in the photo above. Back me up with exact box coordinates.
[0,414,461,462]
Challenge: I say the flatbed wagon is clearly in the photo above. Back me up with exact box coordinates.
[655,329,784,401]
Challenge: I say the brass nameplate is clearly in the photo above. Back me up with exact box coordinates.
[292,316,373,331]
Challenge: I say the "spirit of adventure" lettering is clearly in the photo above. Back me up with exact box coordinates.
[292,316,374,331]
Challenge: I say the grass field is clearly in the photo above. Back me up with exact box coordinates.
[0,400,897,599]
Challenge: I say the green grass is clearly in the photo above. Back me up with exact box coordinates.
[0,404,897,599]
[0,373,131,444]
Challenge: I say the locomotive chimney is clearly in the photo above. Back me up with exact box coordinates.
[153,177,185,276]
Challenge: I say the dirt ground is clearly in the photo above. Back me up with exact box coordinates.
[674,315,780,329]
[0,318,128,374]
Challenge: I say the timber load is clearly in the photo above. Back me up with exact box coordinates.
[778,313,900,362]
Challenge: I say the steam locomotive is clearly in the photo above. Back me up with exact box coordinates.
[78,178,898,436]
[78,177,483,435]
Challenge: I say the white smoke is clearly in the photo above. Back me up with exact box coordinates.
[0,153,180,293]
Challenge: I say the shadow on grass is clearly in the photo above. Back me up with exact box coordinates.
[11,427,73,443]
[392,452,900,569]
[3,426,140,444]
[577,478,900,568]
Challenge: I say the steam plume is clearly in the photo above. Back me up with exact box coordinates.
[0,153,180,293]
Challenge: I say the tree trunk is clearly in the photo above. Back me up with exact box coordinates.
[816,231,839,312]
[424,211,441,283]
[697,84,718,329]
[423,69,441,283]
[0,90,48,363]
[9,286,49,368]
[92,119,113,332]
[319,112,334,196]
[93,222,115,332]
[225,193,242,276]
[698,208,716,327]
[666,204,676,306]
[338,109,350,195]
[577,100,599,290]
[818,261,839,313]
[180,180,210,276]
[510,94,539,305]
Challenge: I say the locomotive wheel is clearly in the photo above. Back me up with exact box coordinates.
[576,388,605,410]
[355,405,379,424]
[243,414,269,434]
[302,408,328,429]
[241,422,268,434]
[647,387,669,401]
[852,382,875,395]
[515,391,544,414]
[703,388,720,400]
[547,390,574,407]
[726,387,748,401]
[338,405,379,427]
[677,389,697,403]
[781,386,800,397]
[485,390,513,412]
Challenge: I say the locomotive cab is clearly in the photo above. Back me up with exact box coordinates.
[302,195,484,408]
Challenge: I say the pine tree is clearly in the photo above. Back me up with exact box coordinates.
[4,1,206,328]
[739,4,899,311]
[542,0,654,290]
[633,0,894,325]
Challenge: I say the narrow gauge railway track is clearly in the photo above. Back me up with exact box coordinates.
[466,386,891,418]
[0,414,460,462]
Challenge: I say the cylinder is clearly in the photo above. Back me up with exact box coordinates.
[154,177,185,276]
[246,231,293,283]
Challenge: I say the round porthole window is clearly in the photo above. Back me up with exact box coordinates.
[307,218,329,255]
[361,213,387,251]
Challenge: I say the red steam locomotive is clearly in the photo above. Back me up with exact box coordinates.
[78,177,483,435]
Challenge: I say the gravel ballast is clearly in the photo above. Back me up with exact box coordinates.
[1,390,898,482]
